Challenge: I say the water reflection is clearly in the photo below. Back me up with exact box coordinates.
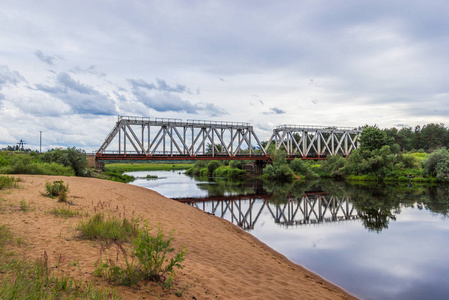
[128,171,449,300]
[174,193,359,230]
[172,179,449,233]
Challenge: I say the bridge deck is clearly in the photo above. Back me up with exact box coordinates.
[95,153,328,161]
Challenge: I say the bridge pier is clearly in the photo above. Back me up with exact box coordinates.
[254,160,266,175]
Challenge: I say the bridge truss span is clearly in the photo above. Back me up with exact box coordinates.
[266,124,361,159]
[96,116,268,161]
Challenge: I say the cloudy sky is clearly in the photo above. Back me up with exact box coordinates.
[1,0,448,151]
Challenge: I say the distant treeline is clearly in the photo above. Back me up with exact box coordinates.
[383,123,449,152]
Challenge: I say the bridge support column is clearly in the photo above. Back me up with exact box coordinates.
[254,160,266,175]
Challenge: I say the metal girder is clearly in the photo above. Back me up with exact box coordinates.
[97,116,267,160]
[266,125,361,158]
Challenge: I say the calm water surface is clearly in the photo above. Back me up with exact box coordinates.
[127,170,449,300]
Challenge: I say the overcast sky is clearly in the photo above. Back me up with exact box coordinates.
[1,0,448,151]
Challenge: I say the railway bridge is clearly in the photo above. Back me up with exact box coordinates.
[96,116,361,163]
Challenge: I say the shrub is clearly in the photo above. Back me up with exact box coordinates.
[321,155,347,178]
[94,222,186,288]
[44,180,70,202]
[207,161,221,176]
[424,148,449,177]
[40,147,87,176]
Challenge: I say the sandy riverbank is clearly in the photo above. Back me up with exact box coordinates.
[1,175,357,299]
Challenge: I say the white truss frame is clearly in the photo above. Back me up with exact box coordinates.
[265,125,361,157]
[97,116,267,157]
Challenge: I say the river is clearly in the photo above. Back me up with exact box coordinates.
[127,170,449,300]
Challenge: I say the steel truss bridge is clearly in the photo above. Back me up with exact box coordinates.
[96,116,361,161]
[174,193,359,230]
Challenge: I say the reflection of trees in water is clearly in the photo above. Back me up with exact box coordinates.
[194,177,264,197]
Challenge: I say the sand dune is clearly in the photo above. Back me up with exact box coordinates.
[1,175,357,299]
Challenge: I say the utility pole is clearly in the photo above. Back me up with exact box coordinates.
[40,131,42,153]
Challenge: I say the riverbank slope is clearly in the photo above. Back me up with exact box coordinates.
[1,175,357,299]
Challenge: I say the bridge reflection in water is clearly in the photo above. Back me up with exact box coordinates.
[173,193,359,230]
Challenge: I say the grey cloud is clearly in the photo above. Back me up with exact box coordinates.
[70,65,106,77]
[133,90,198,114]
[0,65,26,88]
[196,103,227,117]
[264,107,286,115]
[129,78,226,116]
[128,78,188,94]
[34,50,59,65]
[128,79,156,90]
[311,99,319,104]
[395,124,410,128]
[156,78,188,93]
[35,72,117,115]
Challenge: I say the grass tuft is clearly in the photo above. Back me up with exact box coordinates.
[49,206,82,218]
[0,225,121,299]
[0,175,21,190]
[76,213,138,243]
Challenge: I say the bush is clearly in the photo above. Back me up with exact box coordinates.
[321,155,347,178]
[290,159,320,179]
[424,148,449,177]
[0,154,75,176]
[44,180,70,202]
[94,222,186,288]
[207,161,221,176]
[40,147,87,176]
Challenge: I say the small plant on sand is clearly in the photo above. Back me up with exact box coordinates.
[49,207,81,218]
[94,222,187,289]
[76,213,138,243]
[19,199,31,212]
[44,180,70,202]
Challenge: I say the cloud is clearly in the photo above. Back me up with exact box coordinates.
[35,72,117,115]
[156,78,188,93]
[128,78,226,116]
[34,50,60,65]
[70,65,106,77]
[0,65,26,88]
[128,78,188,93]
[132,90,194,114]
[263,107,286,115]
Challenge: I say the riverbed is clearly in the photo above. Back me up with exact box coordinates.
[127,170,449,300]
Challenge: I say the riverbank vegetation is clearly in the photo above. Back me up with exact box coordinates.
[0,148,87,176]
[263,124,449,183]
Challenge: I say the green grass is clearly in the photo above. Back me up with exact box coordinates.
[0,225,121,299]
[104,163,192,173]
[94,223,186,288]
[76,213,138,243]
[0,175,21,190]
[0,225,13,248]
[104,172,135,183]
[49,206,82,218]
[19,199,31,212]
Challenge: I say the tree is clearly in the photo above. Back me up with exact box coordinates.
[359,126,391,153]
